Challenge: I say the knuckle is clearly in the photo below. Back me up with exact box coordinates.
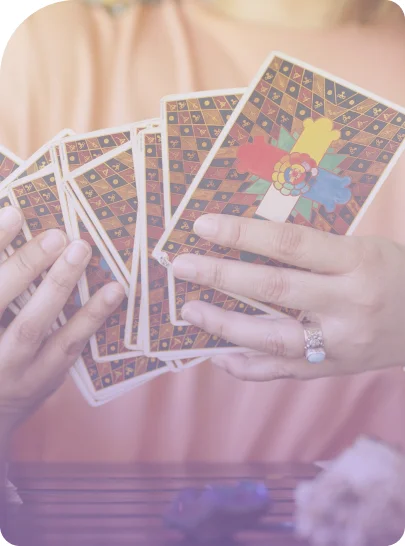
[58,336,85,358]
[360,289,384,315]
[231,219,250,248]
[209,261,227,290]
[256,270,290,303]
[47,271,74,295]
[269,365,293,381]
[14,319,44,345]
[262,330,287,357]
[358,240,383,270]
[15,250,37,278]
[274,224,304,260]
[215,311,233,342]
[85,304,108,326]
[351,272,385,315]
[350,237,386,274]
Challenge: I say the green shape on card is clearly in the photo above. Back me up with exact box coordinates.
[294,197,313,221]
[277,127,296,152]
[319,153,347,171]
[245,178,271,195]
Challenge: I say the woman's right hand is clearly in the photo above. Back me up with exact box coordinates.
[0,206,125,441]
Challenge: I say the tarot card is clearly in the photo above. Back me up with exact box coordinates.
[6,164,70,315]
[154,52,405,319]
[68,197,143,361]
[59,122,159,285]
[0,133,76,307]
[0,148,26,313]
[132,128,264,361]
[59,121,160,176]
[0,191,34,310]
[62,197,177,395]
[7,160,141,364]
[71,336,170,406]
[160,89,276,325]
[0,145,21,184]
[65,276,172,405]
[66,144,139,284]
[3,129,75,187]
[0,159,172,404]
[122,126,198,371]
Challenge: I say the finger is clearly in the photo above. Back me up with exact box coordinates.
[1,239,91,367]
[0,229,67,311]
[193,215,362,275]
[181,300,306,358]
[28,282,125,384]
[211,352,334,382]
[0,206,24,252]
[173,254,344,313]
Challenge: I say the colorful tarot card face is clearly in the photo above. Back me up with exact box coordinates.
[160,90,275,325]
[135,128,261,360]
[60,121,160,176]
[0,146,21,184]
[67,144,139,283]
[154,52,405,318]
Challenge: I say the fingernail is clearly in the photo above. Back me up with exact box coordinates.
[40,229,67,254]
[0,206,23,230]
[194,215,218,238]
[103,283,125,306]
[65,240,90,265]
[172,256,198,281]
[182,304,204,326]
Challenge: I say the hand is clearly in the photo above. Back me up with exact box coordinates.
[0,206,125,440]
[172,214,405,381]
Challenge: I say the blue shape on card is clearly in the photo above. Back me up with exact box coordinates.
[305,170,352,213]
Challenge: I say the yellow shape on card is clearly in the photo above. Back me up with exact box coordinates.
[291,117,341,163]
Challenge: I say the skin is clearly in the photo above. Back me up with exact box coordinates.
[0,207,125,475]
[172,214,405,382]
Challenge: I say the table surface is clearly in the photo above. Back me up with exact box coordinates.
[4,463,317,546]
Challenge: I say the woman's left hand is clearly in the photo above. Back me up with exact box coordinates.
[172,214,405,381]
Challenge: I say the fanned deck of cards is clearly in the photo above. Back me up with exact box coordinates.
[1,52,405,405]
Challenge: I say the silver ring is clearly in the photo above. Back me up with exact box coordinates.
[303,321,326,363]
